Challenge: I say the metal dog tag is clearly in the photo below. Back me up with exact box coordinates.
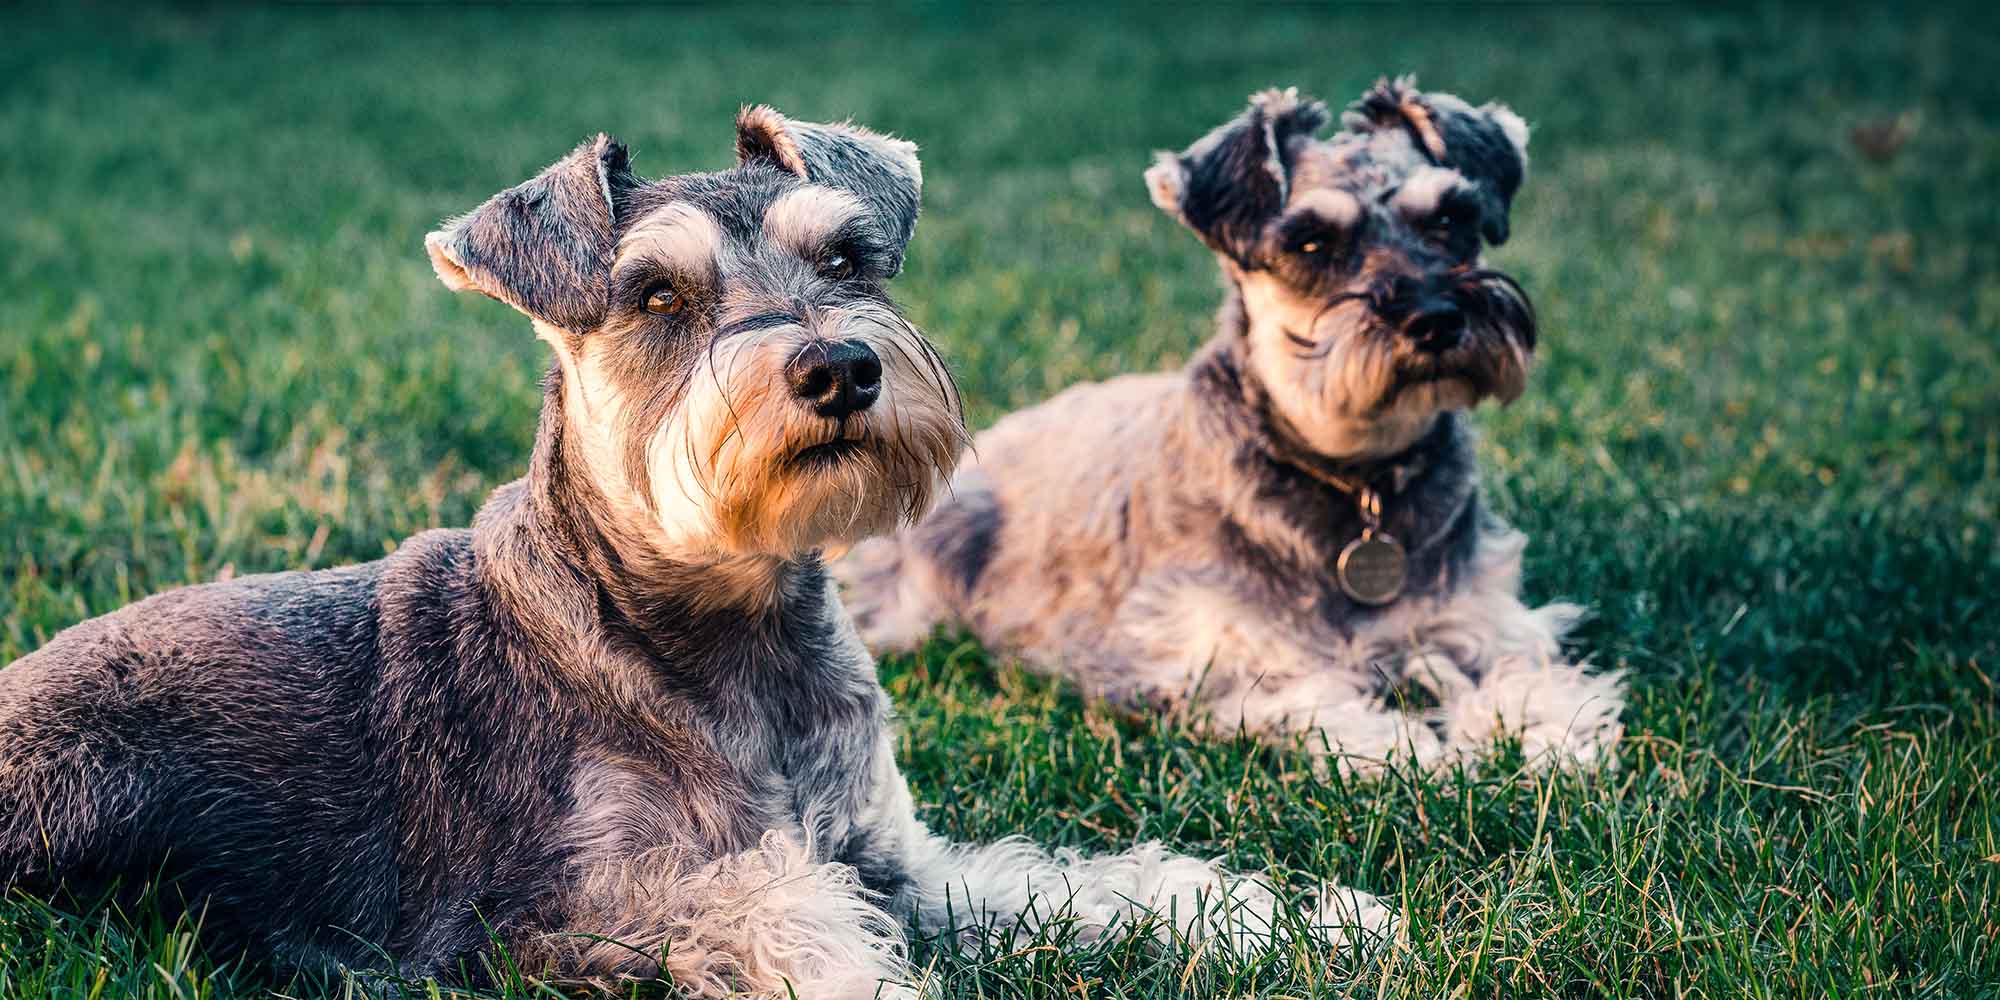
[1337,529,1407,606]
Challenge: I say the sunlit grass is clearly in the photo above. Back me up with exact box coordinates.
[2,2,1996,997]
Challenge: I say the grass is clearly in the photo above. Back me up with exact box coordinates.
[2,1,1997,997]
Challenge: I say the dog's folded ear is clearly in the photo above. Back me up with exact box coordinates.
[736,106,923,276]
[1344,76,1530,245]
[1145,87,1331,264]
[426,134,638,333]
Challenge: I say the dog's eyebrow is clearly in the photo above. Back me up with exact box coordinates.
[763,185,870,257]
[1390,167,1468,217]
[1283,189,1362,231]
[616,203,724,281]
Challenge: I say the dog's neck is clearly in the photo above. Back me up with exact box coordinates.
[469,365,828,675]
[1181,299,1482,597]
[1202,288,1458,497]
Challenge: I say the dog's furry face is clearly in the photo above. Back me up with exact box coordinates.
[1148,80,1535,460]
[427,109,964,558]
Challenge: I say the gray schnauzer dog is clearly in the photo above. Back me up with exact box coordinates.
[0,108,1387,998]
[841,80,1625,775]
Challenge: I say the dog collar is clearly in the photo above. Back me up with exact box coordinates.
[1241,379,1450,605]
[1281,449,1428,501]
[1265,438,1432,607]
[1285,457,1422,606]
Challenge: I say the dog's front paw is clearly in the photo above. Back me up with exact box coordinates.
[1292,704,1446,779]
[1312,885,1399,951]
[1445,659,1627,770]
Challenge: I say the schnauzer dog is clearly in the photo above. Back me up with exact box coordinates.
[840,80,1625,775]
[0,108,1387,997]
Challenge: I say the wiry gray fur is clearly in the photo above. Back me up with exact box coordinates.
[841,80,1626,775]
[2,107,1390,998]
[736,105,924,275]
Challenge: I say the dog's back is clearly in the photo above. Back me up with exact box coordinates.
[0,556,402,969]
[0,529,591,976]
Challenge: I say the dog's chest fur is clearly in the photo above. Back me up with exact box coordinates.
[371,525,889,948]
[559,594,889,867]
[973,356,1478,624]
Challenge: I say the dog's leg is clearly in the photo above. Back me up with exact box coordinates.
[853,754,1392,956]
[1436,650,1626,770]
[1397,580,1625,769]
[896,832,1393,954]
[551,831,919,1000]
[0,676,145,896]
[1226,671,1447,776]
[1111,573,1444,775]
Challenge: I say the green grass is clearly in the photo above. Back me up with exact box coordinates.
[3,2,1997,997]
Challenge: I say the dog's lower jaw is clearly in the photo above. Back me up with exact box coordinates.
[1274,400,1443,466]
[1230,274,1533,463]
[534,380,951,624]
[641,401,961,562]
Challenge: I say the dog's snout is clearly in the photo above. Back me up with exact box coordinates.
[1402,299,1465,353]
[787,340,883,418]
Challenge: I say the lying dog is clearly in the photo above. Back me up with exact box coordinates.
[0,108,1386,997]
[841,81,1625,775]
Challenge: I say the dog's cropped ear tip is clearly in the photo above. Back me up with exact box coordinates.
[591,133,631,171]
[735,104,808,177]
[1248,86,1332,137]
[1144,155,1186,215]
[1247,86,1294,114]
[736,103,786,130]
[854,124,923,183]
[1484,103,1531,157]
[423,231,478,293]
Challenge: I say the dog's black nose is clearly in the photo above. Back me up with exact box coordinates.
[1403,300,1465,354]
[787,340,883,418]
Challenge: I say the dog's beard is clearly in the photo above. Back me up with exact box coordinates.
[1309,273,1535,421]
[1243,268,1535,459]
[645,305,966,557]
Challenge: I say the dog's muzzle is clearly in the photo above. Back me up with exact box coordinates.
[1336,268,1536,409]
[1360,268,1536,355]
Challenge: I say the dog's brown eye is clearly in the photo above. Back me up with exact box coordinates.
[644,285,684,316]
[820,252,856,280]
[1295,232,1337,257]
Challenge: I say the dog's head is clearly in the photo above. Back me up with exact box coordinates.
[1147,79,1535,460]
[427,108,964,559]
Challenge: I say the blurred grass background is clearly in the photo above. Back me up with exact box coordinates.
[1,2,1996,997]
